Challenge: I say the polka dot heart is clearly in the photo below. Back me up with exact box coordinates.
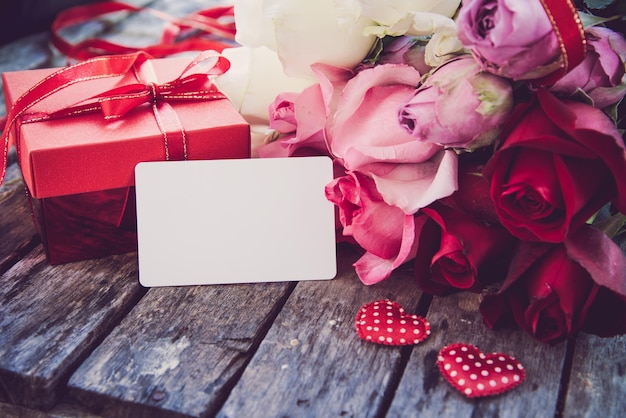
[355,300,430,346]
[437,343,526,398]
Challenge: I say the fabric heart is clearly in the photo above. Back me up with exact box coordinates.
[355,300,430,346]
[437,343,526,398]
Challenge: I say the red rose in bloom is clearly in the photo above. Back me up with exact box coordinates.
[413,202,516,296]
[484,89,626,243]
[480,225,626,345]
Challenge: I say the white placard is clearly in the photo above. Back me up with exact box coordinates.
[135,157,337,287]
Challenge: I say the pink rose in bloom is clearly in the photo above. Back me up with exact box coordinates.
[259,64,353,158]
[550,26,626,109]
[325,171,418,285]
[484,89,626,243]
[399,56,513,150]
[480,226,626,345]
[413,202,516,296]
[325,63,458,214]
[456,0,561,80]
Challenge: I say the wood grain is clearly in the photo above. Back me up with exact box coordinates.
[67,281,295,418]
[0,249,145,410]
[217,244,425,418]
[562,333,626,417]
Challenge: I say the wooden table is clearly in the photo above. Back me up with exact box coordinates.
[1,1,624,417]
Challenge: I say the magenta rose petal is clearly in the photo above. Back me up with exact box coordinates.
[564,225,626,298]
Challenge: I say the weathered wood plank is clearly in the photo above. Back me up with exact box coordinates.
[66,280,295,418]
[0,248,145,410]
[0,159,38,273]
[562,333,626,417]
[217,244,425,418]
[386,291,568,417]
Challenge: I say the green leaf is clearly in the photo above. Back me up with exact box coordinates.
[584,0,617,9]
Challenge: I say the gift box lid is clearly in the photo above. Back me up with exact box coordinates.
[3,55,250,198]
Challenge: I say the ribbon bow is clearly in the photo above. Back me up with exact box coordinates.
[1,50,230,186]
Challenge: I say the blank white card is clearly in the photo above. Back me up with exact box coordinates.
[135,156,337,287]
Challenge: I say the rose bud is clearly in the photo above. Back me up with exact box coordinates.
[399,56,513,150]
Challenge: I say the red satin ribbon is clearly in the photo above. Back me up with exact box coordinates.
[0,50,230,187]
[51,1,237,60]
[535,0,587,85]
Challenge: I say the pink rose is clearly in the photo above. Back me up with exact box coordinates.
[399,56,513,150]
[480,225,626,344]
[259,65,353,158]
[325,171,418,284]
[324,63,458,213]
[456,0,561,80]
[550,26,626,108]
[268,92,299,133]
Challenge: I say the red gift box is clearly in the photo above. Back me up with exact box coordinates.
[1,51,250,264]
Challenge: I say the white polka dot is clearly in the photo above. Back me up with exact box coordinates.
[470,374,477,380]
[387,327,393,333]
[498,356,506,361]
[386,337,393,343]
[507,364,514,370]
[468,354,475,360]
[387,319,394,324]
[400,338,406,344]
[462,365,470,371]
[413,329,420,335]
[458,379,465,386]
[495,367,502,373]
[366,336,372,340]
[413,320,420,325]
[387,312,394,317]
[373,327,379,332]
[475,362,482,367]
[477,383,485,390]
[450,370,457,377]
[456,357,463,363]
[501,377,509,384]
[461,346,468,352]
[513,374,520,382]
[464,388,472,395]
[449,350,456,356]
[486,359,494,365]
[400,320,407,325]
[379,336,385,341]
[413,339,421,344]
[518,364,524,370]
[489,380,496,387]
[479,353,486,359]
[400,328,407,334]
[444,363,451,370]
[481,370,489,377]
[366,326,372,331]
[374,319,380,324]
[373,312,380,316]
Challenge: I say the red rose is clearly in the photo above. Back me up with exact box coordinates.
[413,202,516,296]
[484,89,626,243]
[480,225,626,345]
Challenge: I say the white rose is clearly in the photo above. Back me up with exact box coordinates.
[214,46,314,124]
[424,26,464,67]
[233,0,377,79]
[351,0,461,36]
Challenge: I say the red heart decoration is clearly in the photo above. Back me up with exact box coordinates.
[437,343,526,398]
[355,300,430,346]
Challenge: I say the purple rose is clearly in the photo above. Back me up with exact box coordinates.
[550,26,626,108]
[456,0,561,80]
[399,56,513,150]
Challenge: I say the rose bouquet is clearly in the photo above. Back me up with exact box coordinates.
[215,0,626,345]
